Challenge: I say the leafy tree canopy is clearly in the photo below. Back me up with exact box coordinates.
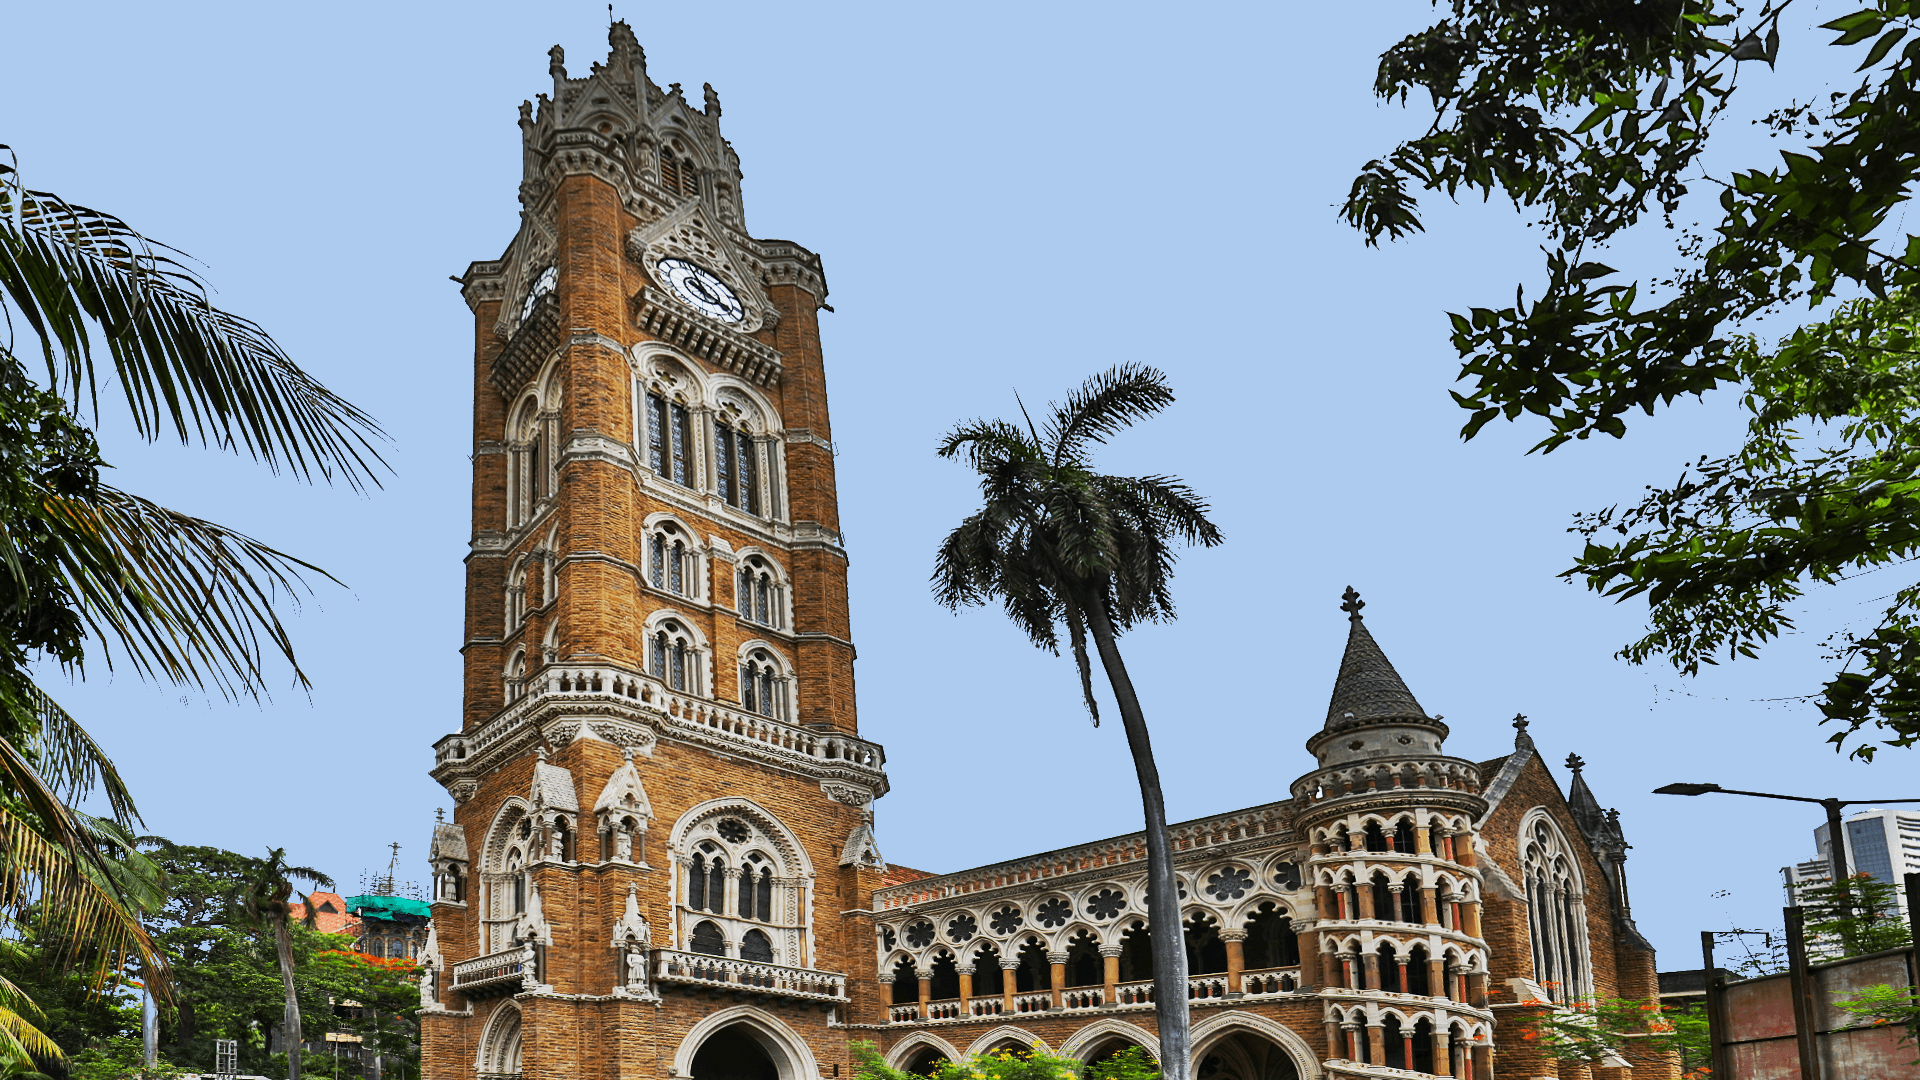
[1344,0,1920,758]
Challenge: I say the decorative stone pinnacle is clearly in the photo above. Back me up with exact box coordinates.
[435,807,445,822]
[1513,714,1535,750]
[537,745,548,762]
[621,744,635,763]
[1340,586,1365,618]
[1565,753,1585,774]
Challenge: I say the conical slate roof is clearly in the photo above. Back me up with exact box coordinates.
[1322,587,1429,730]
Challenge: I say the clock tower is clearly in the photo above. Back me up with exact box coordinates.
[423,23,891,1080]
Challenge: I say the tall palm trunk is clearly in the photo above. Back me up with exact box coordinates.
[1085,600,1190,1080]
[274,914,302,1080]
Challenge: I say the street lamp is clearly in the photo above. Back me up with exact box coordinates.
[1653,782,1920,895]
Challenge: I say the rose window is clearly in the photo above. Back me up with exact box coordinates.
[1206,866,1253,901]
[717,818,750,843]
[904,921,935,949]
[1035,898,1072,928]
[947,913,978,942]
[989,906,1024,935]
[1085,889,1126,920]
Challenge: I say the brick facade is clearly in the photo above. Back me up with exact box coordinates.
[419,26,1671,1080]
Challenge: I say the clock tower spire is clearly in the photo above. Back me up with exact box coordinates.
[425,25,886,1080]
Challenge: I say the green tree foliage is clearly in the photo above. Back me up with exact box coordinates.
[1800,874,1913,958]
[1834,982,1920,1061]
[932,365,1222,1080]
[1342,1,1920,757]
[0,142,385,998]
[1517,995,1709,1077]
[851,1040,1158,1080]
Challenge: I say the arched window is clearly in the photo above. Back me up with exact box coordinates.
[647,523,696,597]
[1523,813,1591,1002]
[509,850,526,915]
[714,419,759,513]
[736,853,775,921]
[741,648,789,720]
[505,651,527,704]
[660,148,698,196]
[690,920,725,956]
[740,929,774,964]
[645,391,694,487]
[508,397,549,527]
[736,556,784,629]
[651,620,701,693]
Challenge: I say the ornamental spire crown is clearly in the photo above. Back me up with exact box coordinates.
[1305,588,1451,767]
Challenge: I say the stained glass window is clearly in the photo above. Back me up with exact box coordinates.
[646,394,667,475]
[736,431,757,513]
[651,632,667,679]
[649,535,664,589]
[669,541,685,595]
[671,641,687,691]
[670,404,690,485]
[690,921,725,956]
[741,929,773,963]
[707,857,725,913]
[689,854,706,910]
[756,868,773,920]
[716,423,734,505]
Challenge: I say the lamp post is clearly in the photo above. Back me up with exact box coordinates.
[1652,783,1920,896]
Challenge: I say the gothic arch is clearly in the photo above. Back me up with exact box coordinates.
[672,1005,819,1080]
[1190,1012,1322,1080]
[670,798,815,878]
[1058,1019,1159,1062]
[885,1033,962,1071]
[965,1027,1051,1057]
[476,1000,523,1079]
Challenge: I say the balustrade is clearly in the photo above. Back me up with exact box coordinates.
[968,999,1005,1018]
[1060,988,1104,1010]
[1114,980,1155,1006]
[450,946,531,996]
[888,1004,921,1023]
[926,1000,963,1020]
[1240,967,1299,995]
[1188,976,1229,1000]
[1012,991,1053,1014]
[653,949,847,1001]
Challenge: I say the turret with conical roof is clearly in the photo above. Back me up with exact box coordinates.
[1306,587,1452,768]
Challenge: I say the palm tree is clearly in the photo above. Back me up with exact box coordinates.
[933,364,1223,1080]
[0,146,384,994]
[242,849,334,1080]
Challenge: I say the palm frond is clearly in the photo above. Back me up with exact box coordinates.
[34,483,331,696]
[0,802,165,994]
[0,157,388,491]
[0,980,60,1070]
[16,683,137,826]
[1044,364,1174,464]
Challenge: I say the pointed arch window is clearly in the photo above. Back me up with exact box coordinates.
[715,421,758,514]
[740,929,773,963]
[1522,814,1591,1002]
[645,392,693,487]
[650,620,701,694]
[649,526,693,597]
[690,920,725,956]
[741,649,789,720]
[736,556,784,629]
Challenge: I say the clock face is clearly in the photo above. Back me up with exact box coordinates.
[657,258,745,323]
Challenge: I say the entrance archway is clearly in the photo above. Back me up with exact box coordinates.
[675,1007,820,1080]
[476,1001,522,1080]
[692,1025,778,1080]
[1190,1013,1320,1080]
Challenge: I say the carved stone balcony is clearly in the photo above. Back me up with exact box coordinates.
[451,946,533,999]
[885,967,1306,1025]
[653,949,847,1002]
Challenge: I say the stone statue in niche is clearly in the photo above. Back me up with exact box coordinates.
[614,826,633,862]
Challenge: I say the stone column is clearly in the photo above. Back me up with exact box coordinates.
[1342,1023,1362,1063]
[1414,820,1433,855]
[1356,882,1377,920]
[1448,964,1467,1003]
[1428,956,1448,1000]
[1420,886,1440,926]
[1452,831,1476,868]
[1362,950,1381,991]
[1323,1020,1343,1062]
[1296,923,1320,989]
[1315,884,1335,920]
[1470,1043,1492,1080]
[1367,1023,1387,1065]
[1100,946,1121,1004]
[958,971,973,1012]
[1396,956,1411,994]
[1000,960,1018,1013]
[1221,931,1246,993]
[1433,1028,1453,1077]
[1467,970,1488,1009]
[1047,953,1067,1009]
[917,970,931,1018]
[1388,884,1406,923]
[1462,900,1483,939]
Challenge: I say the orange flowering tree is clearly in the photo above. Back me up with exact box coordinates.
[1517,994,1710,1078]
[309,947,421,1079]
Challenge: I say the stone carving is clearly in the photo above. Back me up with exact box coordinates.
[821,782,873,807]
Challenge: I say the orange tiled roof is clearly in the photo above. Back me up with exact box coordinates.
[289,891,362,936]
[880,864,937,888]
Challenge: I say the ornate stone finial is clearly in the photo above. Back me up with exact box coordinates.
[549,45,567,78]
[621,743,635,763]
[537,745,549,763]
[518,100,533,126]
[1340,586,1365,619]
[435,807,445,823]
[1513,713,1534,750]
[703,82,722,117]
[669,82,683,97]
[1565,752,1585,774]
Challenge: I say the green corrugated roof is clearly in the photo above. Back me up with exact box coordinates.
[344,894,432,922]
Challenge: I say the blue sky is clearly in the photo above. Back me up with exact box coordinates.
[6,1,1909,965]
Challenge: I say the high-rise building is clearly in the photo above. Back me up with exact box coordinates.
[1782,809,1920,915]
[418,27,1670,1080]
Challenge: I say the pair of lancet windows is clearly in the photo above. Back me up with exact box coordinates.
[686,845,776,921]
[741,649,788,720]
[660,152,699,197]
[650,621,699,693]
[642,387,769,518]
[736,556,783,629]
[649,525,693,597]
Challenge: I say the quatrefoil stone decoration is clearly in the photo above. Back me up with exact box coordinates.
[989,906,1024,935]
[904,921,935,949]
[947,913,978,942]
[1035,897,1072,928]
[1085,889,1127,920]
[1206,866,1254,901]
